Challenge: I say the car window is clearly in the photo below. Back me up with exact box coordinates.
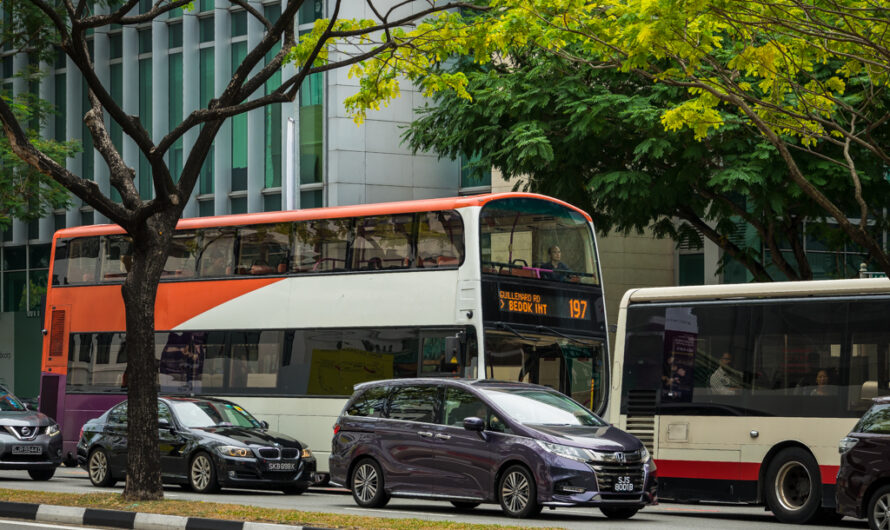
[0,391,26,412]
[108,402,128,425]
[480,387,607,427]
[387,385,438,422]
[855,403,890,434]
[442,388,488,426]
[346,386,389,417]
[170,400,261,428]
[158,402,173,424]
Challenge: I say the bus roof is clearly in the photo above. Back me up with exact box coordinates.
[621,277,890,307]
[51,192,592,239]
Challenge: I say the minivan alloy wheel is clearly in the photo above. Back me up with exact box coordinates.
[353,462,378,503]
[502,470,530,513]
[869,485,890,530]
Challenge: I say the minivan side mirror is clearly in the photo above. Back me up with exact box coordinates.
[463,416,485,432]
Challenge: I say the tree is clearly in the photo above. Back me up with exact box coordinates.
[351,0,890,275]
[0,0,484,500]
[0,1,75,229]
[405,49,890,281]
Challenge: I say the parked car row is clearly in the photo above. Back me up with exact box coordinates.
[10,378,890,524]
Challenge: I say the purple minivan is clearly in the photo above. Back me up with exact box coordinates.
[330,378,657,519]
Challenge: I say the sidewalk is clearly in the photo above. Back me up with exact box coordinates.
[0,500,334,530]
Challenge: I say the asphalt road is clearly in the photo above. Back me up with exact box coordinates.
[0,467,870,529]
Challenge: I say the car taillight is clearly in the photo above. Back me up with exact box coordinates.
[78,427,83,440]
[333,423,340,435]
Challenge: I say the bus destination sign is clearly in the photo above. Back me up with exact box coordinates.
[498,289,591,320]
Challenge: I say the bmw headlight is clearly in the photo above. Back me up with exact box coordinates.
[535,440,591,463]
[45,424,60,437]
[216,445,252,458]
[301,447,313,459]
[839,436,859,454]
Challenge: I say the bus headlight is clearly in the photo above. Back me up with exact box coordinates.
[839,436,858,454]
[217,445,252,458]
[301,447,313,459]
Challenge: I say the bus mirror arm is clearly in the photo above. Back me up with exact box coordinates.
[535,325,583,345]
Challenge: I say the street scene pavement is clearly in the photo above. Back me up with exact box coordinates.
[0,467,868,530]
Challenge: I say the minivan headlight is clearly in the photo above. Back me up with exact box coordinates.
[45,424,60,437]
[839,436,859,454]
[535,440,591,463]
[640,445,651,463]
[217,445,252,458]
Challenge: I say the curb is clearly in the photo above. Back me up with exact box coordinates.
[0,501,334,530]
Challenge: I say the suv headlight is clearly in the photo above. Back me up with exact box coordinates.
[45,424,60,437]
[535,440,591,463]
[217,445,252,458]
[839,436,859,454]
[301,447,313,459]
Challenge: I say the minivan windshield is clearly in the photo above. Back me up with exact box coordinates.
[855,403,890,434]
[479,387,606,427]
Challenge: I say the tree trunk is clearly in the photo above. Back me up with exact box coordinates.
[120,211,176,500]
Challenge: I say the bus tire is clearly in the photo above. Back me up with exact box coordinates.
[350,458,389,508]
[87,448,116,487]
[764,447,821,524]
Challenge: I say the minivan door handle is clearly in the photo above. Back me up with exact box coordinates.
[417,431,434,438]
[434,433,451,440]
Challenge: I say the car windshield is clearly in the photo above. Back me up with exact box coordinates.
[479,387,607,427]
[171,400,262,429]
[0,391,26,412]
[855,403,890,434]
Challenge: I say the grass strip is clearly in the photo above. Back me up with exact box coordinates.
[0,488,564,529]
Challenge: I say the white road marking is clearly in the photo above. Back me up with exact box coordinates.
[344,507,455,518]
[2,520,100,530]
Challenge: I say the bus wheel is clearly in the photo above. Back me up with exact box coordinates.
[765,447,821,524]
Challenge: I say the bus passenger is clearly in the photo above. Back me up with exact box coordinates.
[710,352,741,395]
[811,369,836,396]
[539,246,570,280]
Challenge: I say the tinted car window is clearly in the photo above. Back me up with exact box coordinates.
[855,403,890,434]
[347,386,389,417]
[388,385,438,422]
[442,388,487,427]
[107,402,128,425]
[0,391,26,411]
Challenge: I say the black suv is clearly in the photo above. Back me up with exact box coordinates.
[330,378,656,519]
[837,396,890,529]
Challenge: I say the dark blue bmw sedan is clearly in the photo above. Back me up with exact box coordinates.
[330,378,656,518]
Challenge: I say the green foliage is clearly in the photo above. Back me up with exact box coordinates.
[404,48,890,280]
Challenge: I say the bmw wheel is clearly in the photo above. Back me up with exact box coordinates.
[189,452,220,493]
[88,448,116,487]
[350,459,389,508]
[498,464,541,518]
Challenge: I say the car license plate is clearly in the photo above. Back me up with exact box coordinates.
[614,476,634,492]
[267,462,295,471]
[12,445,42,455]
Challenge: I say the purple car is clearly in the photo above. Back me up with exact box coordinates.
[330,378,657,519]
[837,396,890,529]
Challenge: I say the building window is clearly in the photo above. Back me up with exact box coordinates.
[264,4,282,190]
[138,55,153,199]
[168,51,183,182]
[81,78,94,181]
[231,40,247,192]
[199,47,215,195]
[459,153,491,192]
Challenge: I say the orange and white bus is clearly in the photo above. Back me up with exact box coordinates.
[609,278,890,523]
[38,193,608,477]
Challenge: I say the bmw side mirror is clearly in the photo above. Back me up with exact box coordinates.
[260,420,269,430]
[159,418,171,429]
[463,416,485,432]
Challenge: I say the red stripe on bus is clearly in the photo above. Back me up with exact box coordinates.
[655,460,839,484]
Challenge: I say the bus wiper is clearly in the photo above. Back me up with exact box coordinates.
[535,325,585,345]
[496,322,532,341]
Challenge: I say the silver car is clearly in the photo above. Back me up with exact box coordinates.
[0,386,62,480]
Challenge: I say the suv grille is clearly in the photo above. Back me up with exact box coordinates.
[3,425,40,441]
[591,463,645,493]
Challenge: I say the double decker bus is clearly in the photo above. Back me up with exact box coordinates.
[609,278,890,523]
[38,193,608,476]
